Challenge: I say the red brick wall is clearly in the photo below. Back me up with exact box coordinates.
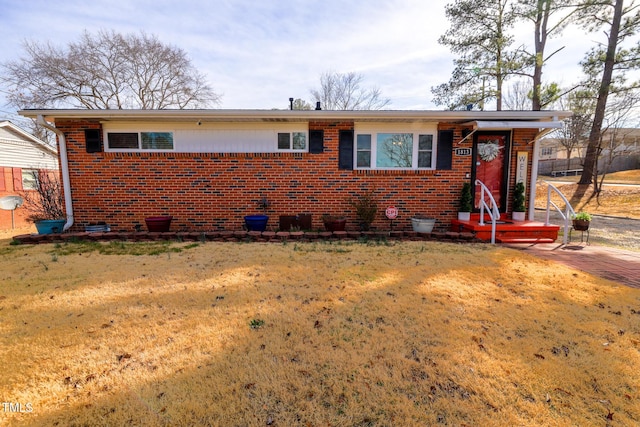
[0,167,57,231]
[55,120,534,232]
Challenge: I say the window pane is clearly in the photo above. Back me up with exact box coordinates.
[278,133,290,149]
[22,170,38,190]
[108,133,138,149]
[357,151,371,167]
[419,134,433,150]
[292,132,306,149]
[418,151,432,168]
[376,133,413,168]
[357,134,371,150]
[141,132,173,149]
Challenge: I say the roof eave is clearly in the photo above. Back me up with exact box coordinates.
[18,109,573,124]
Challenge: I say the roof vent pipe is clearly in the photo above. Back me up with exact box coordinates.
[315,102,322,110]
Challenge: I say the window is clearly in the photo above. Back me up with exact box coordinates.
[22,169,38,190]
[356,135,371,167]
[418,135,433,168]
[277,132,307,151]
[541,147,553,156]
[354,128,436,170]
[107,132,174,150]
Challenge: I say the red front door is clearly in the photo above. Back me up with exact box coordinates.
[472,132,510,211]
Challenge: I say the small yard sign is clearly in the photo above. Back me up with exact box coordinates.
[385,206,398,220]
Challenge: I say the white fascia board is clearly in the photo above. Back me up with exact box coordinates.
[463,120,564,130]
[18,109,573,124]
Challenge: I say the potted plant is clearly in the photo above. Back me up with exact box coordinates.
[244,197,270,231]
[572,211,592,231]
[349,189,378,231]
[322,214,347,232]
[21,170,66,234]
[512,181,526,222]
[411,214,436,233]
[458,182,472,221]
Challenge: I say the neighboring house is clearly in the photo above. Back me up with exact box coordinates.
[18,109,569,234]
[0,121,58,231]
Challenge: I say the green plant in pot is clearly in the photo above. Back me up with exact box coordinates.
[572,211,592,231]
[512,181,526,222]
[21,170,66,234]
[458,182,472,221]
[349,189,378,231]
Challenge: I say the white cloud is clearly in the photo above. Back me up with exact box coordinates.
[0,0,624,118]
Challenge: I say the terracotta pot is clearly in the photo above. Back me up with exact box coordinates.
[145,216,173,232]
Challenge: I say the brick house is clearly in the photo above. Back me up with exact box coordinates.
[18,109,569,234]
[0,121,58,231]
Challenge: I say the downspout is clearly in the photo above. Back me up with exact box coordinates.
[37,115,74,231]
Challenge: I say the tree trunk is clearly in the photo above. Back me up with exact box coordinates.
[579,0,623,185]
[531,0,550,111]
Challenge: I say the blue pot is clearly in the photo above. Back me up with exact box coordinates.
[244,215,269,232]
[35,219,66,234]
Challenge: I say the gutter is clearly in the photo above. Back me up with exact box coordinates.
[37,115,74,231]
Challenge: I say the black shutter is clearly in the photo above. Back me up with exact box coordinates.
[338,130,354,170]
[436,130,453,170]
[85,129,102,153]
[309,130,324,153]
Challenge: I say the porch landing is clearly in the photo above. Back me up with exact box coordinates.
[451,213,560,244]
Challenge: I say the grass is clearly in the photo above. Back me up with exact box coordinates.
[537,170,640,219]
[1,240,639,426]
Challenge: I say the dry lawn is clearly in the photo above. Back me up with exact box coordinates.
[537,169,640,219]
[1,239,639,426]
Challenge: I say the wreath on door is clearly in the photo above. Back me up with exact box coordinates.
[477,142,502,162]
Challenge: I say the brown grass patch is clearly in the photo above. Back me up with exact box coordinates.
[1,240,639,426]
[536,171,640,219]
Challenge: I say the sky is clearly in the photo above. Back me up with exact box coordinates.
[0,0,597,125]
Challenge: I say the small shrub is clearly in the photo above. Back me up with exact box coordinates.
[249,319,265,329]
[572,211,592,221]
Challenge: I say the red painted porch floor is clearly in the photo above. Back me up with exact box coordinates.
[451,215,560,244]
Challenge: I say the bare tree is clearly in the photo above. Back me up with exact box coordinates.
[556,89,595,170]
[1,30,220,109]
[310,72,390,110]
[594,90,640,193]
[291,98,312,110]
[503,79,534,110]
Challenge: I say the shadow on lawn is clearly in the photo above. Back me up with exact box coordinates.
[3,242,639,426]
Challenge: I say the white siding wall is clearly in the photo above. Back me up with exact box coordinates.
[0,139,59,169]
[102,121,309,153]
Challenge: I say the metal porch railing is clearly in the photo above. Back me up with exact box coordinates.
[476,179,500,244]
[543,181,576,246]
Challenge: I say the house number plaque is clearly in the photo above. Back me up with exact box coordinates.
[455,148,472,156]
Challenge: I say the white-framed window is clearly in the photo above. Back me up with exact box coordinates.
[541,147,553,156]
[277,132,307,151]
[354,125,437,170]
[22,169,38,190]
[106,132,174,151]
